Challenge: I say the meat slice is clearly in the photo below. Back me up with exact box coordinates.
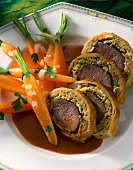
[93,42,124,70]
[52,99,79,132]
[79,64,112,87]
[85,91,106,124]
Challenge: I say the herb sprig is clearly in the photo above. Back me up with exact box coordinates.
[35,64,55,78]
[44,64,55,78]
[31,53,39,64]
[34,68,41,74]
[12,92,28,111]
[45,125,52,133]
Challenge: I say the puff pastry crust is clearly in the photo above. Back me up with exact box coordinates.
[70,79,120,139]
[81,32,133,86]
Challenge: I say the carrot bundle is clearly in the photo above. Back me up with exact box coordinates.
[0,12,69,146]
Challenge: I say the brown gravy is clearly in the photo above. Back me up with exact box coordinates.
[63,44,84,67]
[12,111,102,154]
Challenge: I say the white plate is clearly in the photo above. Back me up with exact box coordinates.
[0,2,133,170]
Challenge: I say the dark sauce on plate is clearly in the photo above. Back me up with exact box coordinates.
[12,111,102,154]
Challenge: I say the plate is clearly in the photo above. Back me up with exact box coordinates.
[0,2,133,170]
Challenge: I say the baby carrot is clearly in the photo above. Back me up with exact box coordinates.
[33,9,55,67]
[36,12,68,88]
[0,40,39,69]
[44,43,55,66]
[13,47,57,145]
[0,75,26,95]
[13,15,45,66]
[36,34,67,87]
[0,67,76,83]
[53,41,67,75]
[38,80,55,97]
[0,100,32,115]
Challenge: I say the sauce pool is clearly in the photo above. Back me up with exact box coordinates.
[12,111,103,154]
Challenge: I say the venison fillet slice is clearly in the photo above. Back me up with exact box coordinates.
[70,79,120,139]
[68,53,126,105]
[82,32,133,86]
[46,87,97,143]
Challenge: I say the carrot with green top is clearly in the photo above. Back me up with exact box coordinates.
[0,40,39,69]
[47,12,67,68]
[32,10,55,93]
[36,12,68,73]
[13,47,57,145]
[53,12,68,75]
[34,12,67,68]
[33,9,55,68]
[0,67,76,83]
[12,14,45,67]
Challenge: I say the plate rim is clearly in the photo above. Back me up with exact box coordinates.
[0,2,133,34]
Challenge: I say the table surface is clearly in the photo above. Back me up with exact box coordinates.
[0,0,133,27]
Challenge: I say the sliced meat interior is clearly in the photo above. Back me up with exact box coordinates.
[93,42,124,70]
[52,99,80,132]
[85,91,106,124]
[79,64,112,87]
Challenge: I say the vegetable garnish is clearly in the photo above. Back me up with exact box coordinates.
[32,9,48,33]
[13,47,57,145]
[12,92,28,111]
[0,112,4,120]
[44,64,55,78]
[0,67,9,74]
[45,125,52,133]
[35,65,55,78]
[13,15,45,65]
[0,100,32,115]
[34,68,41,74]
[36,33,67,74]
[0,66,76,83]
[37,32,67,87]
[0,74,26,95]
[0,39,39,69]
[31,53,39,64]
[13,14,30,40]
[56,12,68,39]
[37,33,59,43]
